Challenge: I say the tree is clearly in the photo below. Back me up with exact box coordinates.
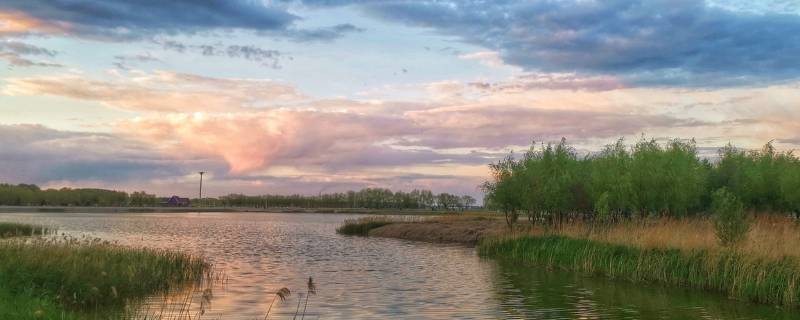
[712,188,750,247]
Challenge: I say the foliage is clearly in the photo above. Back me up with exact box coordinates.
[712,188,750,247]
[483,137,800,224]
[0,183,478,210]
[0,184,155,207]
[219,188,475,210]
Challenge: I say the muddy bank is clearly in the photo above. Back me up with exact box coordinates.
[368,218,505,245]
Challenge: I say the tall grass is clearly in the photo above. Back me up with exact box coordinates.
[336,217,396,236]
[517,215,800,260]
[335,216,432,236]
[479,235,800,307]
[0,235,212,319]
[0,222,52,238]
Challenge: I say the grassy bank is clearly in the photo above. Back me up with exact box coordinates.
[0,233,211,319]
[479,235,800,307]
[336,217,397,236]
[343,213,800,307]
[523,215,800,260]
[336,214,504,243]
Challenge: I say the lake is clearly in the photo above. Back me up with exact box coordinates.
[0,212,793,319]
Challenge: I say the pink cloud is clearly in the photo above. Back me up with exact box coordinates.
[118,110,414,173]
[470,72,625,92]
[4,71,302,112]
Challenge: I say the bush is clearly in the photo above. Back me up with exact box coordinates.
[712,188,750,247]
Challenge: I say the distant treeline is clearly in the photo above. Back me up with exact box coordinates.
[0,184,477,210]
[482,138,800,225]
[0,184,158,207]
[214,188,477,210]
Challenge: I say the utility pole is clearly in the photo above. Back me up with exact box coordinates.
[198,171,205,207]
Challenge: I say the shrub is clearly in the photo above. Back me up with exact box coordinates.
[712,188,750,247]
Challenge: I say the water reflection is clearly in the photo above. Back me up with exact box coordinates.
[0,212,795,319]
[490,258,794,320]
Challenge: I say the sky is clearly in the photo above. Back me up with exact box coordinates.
[0,0,799,198]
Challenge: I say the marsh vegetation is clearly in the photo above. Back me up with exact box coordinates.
[470,137,800,307]
[0,222,51,238]
[0,223,212,319]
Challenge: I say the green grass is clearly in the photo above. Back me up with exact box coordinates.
[0,286,82,320]
[479,235,800,307]
[0,236,211,319]
[0,222,51,238]
[336,217,396,236]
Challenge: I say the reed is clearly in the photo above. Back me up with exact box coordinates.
[335,216,421,236]
[479,235,800,307]
[0,222,52,238]
[517,215,800,260]
[0,235,212,319]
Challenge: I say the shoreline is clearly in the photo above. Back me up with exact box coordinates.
[368,218,505,245]
[0,205,460,215]
[341,216,800,308]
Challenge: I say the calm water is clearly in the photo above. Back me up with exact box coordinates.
[0,212,794,319]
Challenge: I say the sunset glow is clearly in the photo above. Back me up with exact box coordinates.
[1,0,799,198]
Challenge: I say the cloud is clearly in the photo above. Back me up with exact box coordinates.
[0,1,366,43]
[0,41,56,56]
[459,51,506,68]
[116,110,415,173]
[0,124,195,183]
[281,23,365,42]
[403,105,706,149]
[470,72,625,92]
[0,40,61,67]
[3,71,304,112]
[7,71,798,183]
[0,10,68,36]
[0,0,297,40]
[0,122,492,199]
[304,0,800,86]
[112,53,160,69]
[159,41,283,68]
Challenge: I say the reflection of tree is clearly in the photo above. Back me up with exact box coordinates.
[489,259,791,320]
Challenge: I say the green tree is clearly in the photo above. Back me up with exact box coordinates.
[712,188,750,247]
